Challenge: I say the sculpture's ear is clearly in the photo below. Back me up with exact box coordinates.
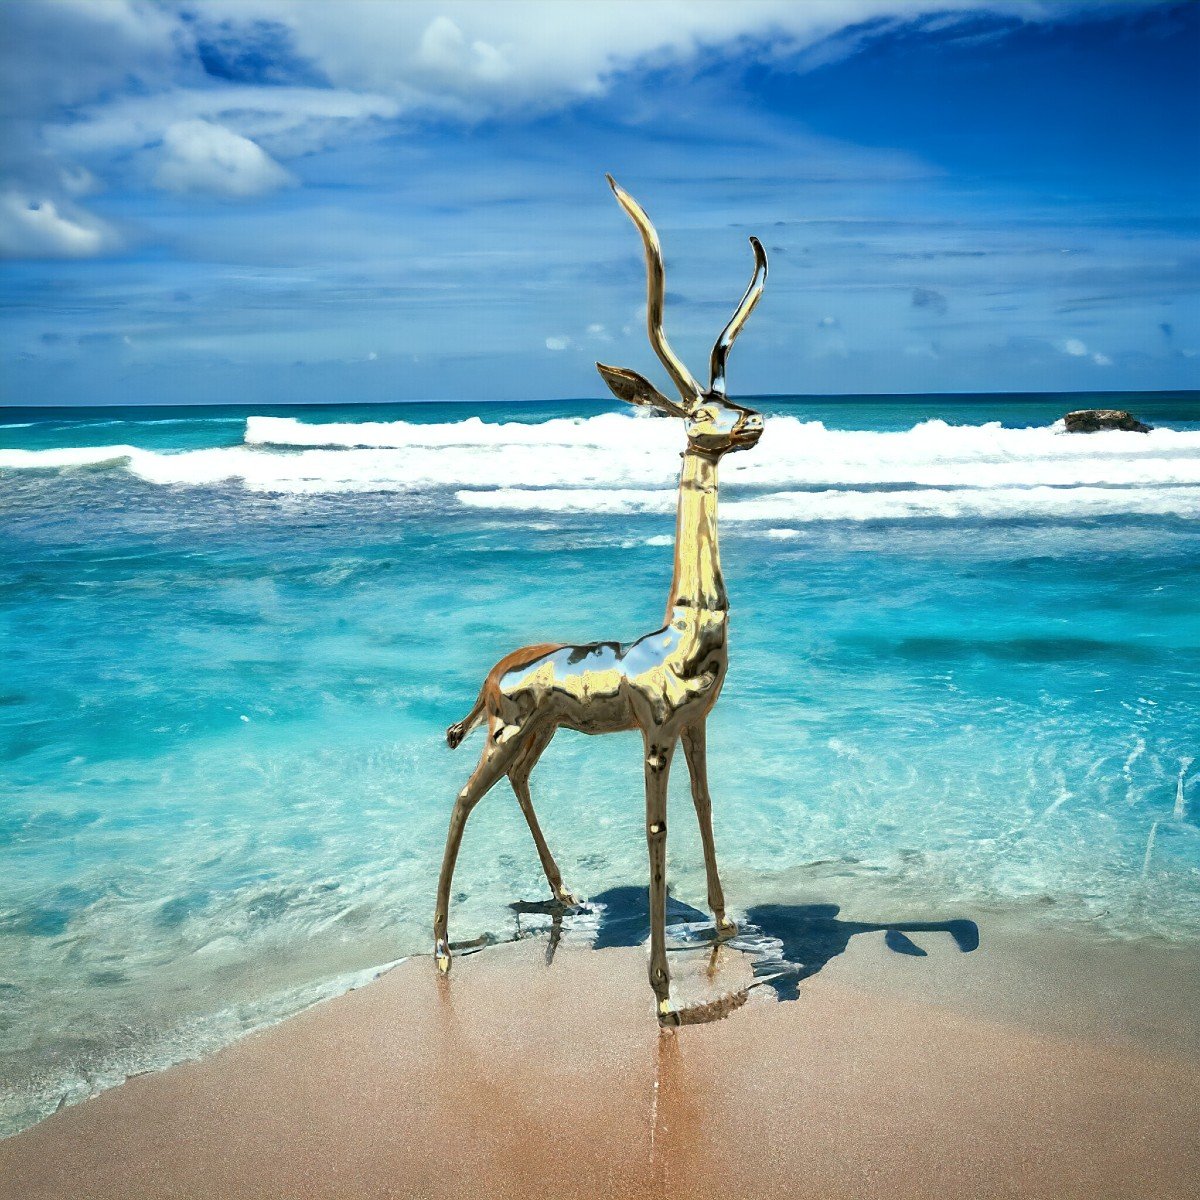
[597,363,690,419]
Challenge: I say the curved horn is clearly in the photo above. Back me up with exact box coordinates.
[709,236,767,396]
[606,175,702,405]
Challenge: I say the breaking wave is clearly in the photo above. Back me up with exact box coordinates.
[2,413,1198,520]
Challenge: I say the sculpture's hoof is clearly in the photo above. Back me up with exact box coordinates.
[435,940,452,974]
[716,916,739,940]
[555,886,580,907]
[657,999,681,1028]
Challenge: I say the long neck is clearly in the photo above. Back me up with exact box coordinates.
[665,449,726,619]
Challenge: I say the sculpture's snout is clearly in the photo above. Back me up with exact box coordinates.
[732,412,764,447]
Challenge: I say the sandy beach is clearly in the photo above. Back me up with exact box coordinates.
[3,912,1197,1200]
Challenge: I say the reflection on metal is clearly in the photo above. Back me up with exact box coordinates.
[434,175,768,1025]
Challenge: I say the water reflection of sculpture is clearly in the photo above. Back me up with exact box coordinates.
[436,175,768,1025]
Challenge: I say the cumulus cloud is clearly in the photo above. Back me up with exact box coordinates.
[185,0,1087,116]
[417,14,513,85]
[0,5,399,255]
[545,336,572,351]
[0,1,179,257]
[0,191,117,259]
[153,121,296,198]
[1063,337,1088,356]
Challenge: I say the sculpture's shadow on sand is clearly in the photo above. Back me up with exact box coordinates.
[512,886,979,1004]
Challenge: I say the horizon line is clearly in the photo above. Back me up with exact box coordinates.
[2,388,1197,413]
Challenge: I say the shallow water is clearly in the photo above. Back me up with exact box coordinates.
[2,391,1198,1135]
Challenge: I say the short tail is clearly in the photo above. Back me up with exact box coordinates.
[446,693,486,749]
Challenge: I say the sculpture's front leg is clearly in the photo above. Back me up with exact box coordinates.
[642,728,679,1026]
[680,720,737,939]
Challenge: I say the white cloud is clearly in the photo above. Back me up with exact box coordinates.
[202,1,1078,116]
[0,0,179,118]
[545,336,572,351]
[0,191,116,259]
[51,88,402,164]
[86,0,1093,131]
[417,15,513,84]
[153,121,296,198]
[0,0,1121,255]
[1059,339,1112,367]
[6,1,1117,147]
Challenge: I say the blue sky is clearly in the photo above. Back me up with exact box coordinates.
[1,0,1197,404]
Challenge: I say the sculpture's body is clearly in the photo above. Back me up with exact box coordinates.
[435,176,767,1024]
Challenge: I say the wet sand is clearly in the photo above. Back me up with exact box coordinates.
[2,918,1198,1200]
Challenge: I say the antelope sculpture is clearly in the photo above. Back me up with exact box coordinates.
[435,175,767,1024]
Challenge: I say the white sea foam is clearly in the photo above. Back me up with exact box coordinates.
[0,444,145,468]
[2,413,1198,519]
[455,485,1200,522]
[244,413,1200,482]
[245,412,656,449]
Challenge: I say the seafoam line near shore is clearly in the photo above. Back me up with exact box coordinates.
[455,484,1200,521]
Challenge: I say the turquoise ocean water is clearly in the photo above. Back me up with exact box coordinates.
[2,391,1198,1133]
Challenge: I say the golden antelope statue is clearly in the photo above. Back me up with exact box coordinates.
[435,175,767,1024]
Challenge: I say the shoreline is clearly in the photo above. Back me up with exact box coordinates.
[4,888,1200,1141]
[3,904,1198,1199]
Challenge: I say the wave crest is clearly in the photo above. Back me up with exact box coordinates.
[3,412,1198,520]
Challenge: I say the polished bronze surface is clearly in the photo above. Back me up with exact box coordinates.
[435,175,768,1024]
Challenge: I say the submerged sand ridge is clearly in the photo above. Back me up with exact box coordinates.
[2,903,1198,1200]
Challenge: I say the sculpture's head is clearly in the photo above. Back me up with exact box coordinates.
[597,175,767,459]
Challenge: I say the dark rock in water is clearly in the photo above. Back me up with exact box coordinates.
[1064,408,1151,433]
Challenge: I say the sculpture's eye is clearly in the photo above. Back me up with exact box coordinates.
[692,408,716,424]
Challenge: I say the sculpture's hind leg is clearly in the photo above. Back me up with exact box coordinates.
[434,716,529,973]
[508,725,577,905]
[680,720,736,939]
